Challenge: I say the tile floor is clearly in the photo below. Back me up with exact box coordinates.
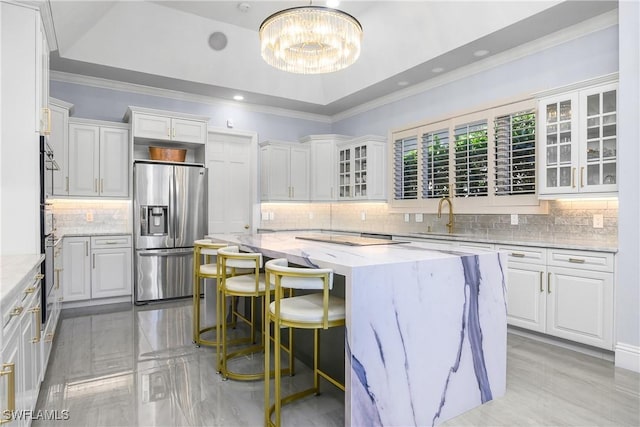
[35,300,639,426]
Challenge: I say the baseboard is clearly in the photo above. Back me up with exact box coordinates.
[615,342,640,373]
[507,326,615,362]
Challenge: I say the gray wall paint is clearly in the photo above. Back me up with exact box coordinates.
[617,3,640,354]
[50,81,332,141]
[332,26,619,136]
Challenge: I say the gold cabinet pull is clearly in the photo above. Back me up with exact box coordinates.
[24,287,35,295]
[30,307,41,343]
[569,257,585,264]
[9,306,23,317]
[571,167,576,188]
[86,241,89,256]
[547,272,551,294]
[539,271,543,293]
[45,333,55,343]
[0,363,16,423]
[244,224,250,230]
[511,252,525,258]
[93,253,96,269]
[172,128,176,138]
[66,176,69,192]
[94,178,98,193]
[35,273,44,281]
[100,178,104,194]
[580,167,585,187]
[55,269,61,290]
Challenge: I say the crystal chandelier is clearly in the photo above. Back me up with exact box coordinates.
[259,6,363,74]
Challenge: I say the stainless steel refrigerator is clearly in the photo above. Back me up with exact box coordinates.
[133,161,207,304]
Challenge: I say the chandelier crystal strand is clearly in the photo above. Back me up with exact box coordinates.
[259,6,362,74]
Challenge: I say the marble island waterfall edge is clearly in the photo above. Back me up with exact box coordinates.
[347,253,507,426]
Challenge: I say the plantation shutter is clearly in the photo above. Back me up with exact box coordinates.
[454,121,488,197]
[422,129,450,199]
[494,110,536,195]
[393,136,418,199]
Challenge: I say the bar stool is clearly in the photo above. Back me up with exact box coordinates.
[192,239,228,347]
[264,258,346,427]
[217,246,272,381]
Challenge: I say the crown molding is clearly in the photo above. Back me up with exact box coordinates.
[331,9,618,123]
[50,71,332,124]
[533,72,618,98]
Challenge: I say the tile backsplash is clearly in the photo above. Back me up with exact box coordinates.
[260,199,618,244]
[50,199,131,235]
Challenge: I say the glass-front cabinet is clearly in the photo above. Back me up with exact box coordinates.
[538,80,618,197]
[336,136,386,200]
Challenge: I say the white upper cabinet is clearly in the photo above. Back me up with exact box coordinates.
[125,107,209,164]
[300,135,352,201]
[260,141,309,201]
[336,136,386,201]
[537,77,618,198]
[130,110,207,144]
[68,119,130,197]
[49,98,73,196]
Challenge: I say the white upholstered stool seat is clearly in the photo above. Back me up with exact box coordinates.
[269,294,345,323]
[200,264,250,276]
[264,258,345,427]
[225,273,269,293]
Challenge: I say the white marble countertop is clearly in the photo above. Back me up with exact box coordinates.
[257,228,618,253]
[207,231,488,276]
[0,254,45,324]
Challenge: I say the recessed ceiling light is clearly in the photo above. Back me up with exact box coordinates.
[397,81,409,87]
[326,0,340,7]
[431,67,444,73]
[473,49,489,57]
[233,95,244,101]
[238,2,250,12]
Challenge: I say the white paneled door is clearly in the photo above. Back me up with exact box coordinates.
[207,130,256,234]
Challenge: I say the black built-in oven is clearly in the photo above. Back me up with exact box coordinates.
[40,135,56,324]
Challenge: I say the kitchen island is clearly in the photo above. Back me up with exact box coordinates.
[207,232,507,426]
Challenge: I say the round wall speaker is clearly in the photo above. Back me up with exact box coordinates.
[208,32,228,51]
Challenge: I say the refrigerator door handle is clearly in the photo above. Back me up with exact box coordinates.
[168,168,176,241]
[138,249,193,257]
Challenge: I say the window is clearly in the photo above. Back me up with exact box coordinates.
[494,110,536,195]
[393,136,418,200]
[390,98,542,213]
[422,129,449,199]
[454,121,488,197]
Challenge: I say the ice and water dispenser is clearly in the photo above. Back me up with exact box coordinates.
[140,205,168,236]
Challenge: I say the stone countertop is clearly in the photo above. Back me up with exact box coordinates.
[55,231,131,239]
[207,231,491,276]
[0,254,45,324]
[257,228,618,253]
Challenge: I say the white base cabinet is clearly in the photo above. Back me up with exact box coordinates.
[63,235,132,305]
[499,245,614,350]
[0,263,43,427]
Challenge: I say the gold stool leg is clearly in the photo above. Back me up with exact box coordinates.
[274,315,282,427]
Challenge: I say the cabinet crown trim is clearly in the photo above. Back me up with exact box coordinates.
[299,134,352,143]
[124,106,209,123]
[68,117,130,129]
[533,73,618,98]
[49,97,74,111]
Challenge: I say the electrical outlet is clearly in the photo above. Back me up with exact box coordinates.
[268,212,274,221]
[510,214,518,225]
[404,213,410,223]
[361,211,366,221]
[593,214,604,229]
[309,212,314,220]
[86,211,93,222]
[261,211,268,221]
[415,213,424,223]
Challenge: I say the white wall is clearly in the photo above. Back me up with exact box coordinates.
[616,0,640,372]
